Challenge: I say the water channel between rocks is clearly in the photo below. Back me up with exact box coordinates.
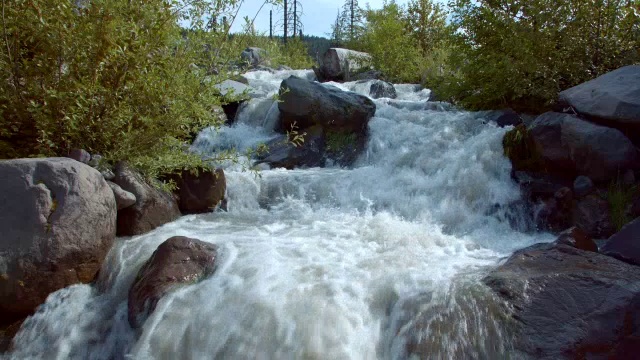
[6,69,553,360]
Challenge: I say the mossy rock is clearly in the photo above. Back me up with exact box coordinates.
[503,124,545,172]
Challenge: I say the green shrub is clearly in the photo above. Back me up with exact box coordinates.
[608,181,637,231]
[434,0,640,112]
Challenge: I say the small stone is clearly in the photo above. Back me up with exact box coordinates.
[88,154,103,168]
[67,149,91,164]
[573,176,594,198]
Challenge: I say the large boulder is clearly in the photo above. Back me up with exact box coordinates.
[0,158,117,322]
[173,168,226,214]
[113,162,181,236]
[572,194,615,239]
[128,236,217,328]
[240,47,266,68]
[527,112,638,182]
[601,216,640,266]
[484,243,640,359]
[316,48,371,82]
[278,76,376,135]
[559,65,640,134]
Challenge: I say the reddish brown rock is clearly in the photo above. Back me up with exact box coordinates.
[128,236,217,328]
[174,168,226,214]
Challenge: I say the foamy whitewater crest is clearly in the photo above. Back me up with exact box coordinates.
[6,68,552,360]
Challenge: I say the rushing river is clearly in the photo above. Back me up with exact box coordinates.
[6,69,552,359]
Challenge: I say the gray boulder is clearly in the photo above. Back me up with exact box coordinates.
[368,80,396,99]
[601,216,640,266]
[317,48,371,82]
[278,76,376,135]
[128,236,217,328]
[484,243,640,359]
[559,65,640,131]
[240,47,266,68]
[106,181,136,210]
[66,149,90,164]
[113,162,180,236]
[528,112,638,182]
[0,158,117,321]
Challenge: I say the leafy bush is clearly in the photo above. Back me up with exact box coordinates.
[0,0,227,179]
[433,0,640,112]
[0,0,310,182]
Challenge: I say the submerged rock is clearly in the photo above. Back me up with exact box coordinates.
[368,80,396,99]
[128,236,218,329]
[256,126,326,169]
[0,158,116,322]
[485,243,640,359]
[113,162,180,236]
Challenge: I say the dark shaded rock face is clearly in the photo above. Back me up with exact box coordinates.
[0,158,116,322]
[174,168,226,214]
[554,226,597,252]
[601,216,640,266]
[572,194,615,239]
[278,76,376,135]
[485,243,640,359]
[113,162,181,236]
[573,175,594,198]
[483,109,523,127]
[128,236,217,329]
[558,65,640,136]
[256,126,326,169]
[528,112,638,183]
[106,181,136,210]
[368,80,396,99]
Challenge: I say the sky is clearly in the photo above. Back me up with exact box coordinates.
[228,0,406,37]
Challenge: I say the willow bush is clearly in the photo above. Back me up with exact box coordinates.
[430,0,640,112]
[0,0,307,181]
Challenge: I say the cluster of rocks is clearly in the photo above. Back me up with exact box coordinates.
[501,65,640,239]
[0,153,227,347]
[486,65,640,358]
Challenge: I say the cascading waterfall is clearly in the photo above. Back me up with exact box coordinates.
[5,69,553,360]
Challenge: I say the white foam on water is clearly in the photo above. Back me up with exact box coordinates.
[6,69,551,360]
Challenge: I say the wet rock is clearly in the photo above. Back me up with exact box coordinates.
[256,126,326,169]
[0,158,116,322]
[484,242,640,359]
[573,175,594,198]
[66,149,90,164]
[558,65,640,136]
[106,181,136,210]
[484,108,522,127]
[128,236,217,329]
[572,194,615,239]
[513,171,569,201]
[601,217,640,266]
[173,168,226,214]
[278,76,376,135]
[351,69,383,81]
[554,226,597,252]
[527,112,638,183]
[113,162,180,236]
[368,80,396,99]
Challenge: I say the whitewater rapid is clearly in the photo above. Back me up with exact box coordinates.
[6,69,552,359]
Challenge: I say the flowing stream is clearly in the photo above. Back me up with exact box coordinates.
[6,70,552,359]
